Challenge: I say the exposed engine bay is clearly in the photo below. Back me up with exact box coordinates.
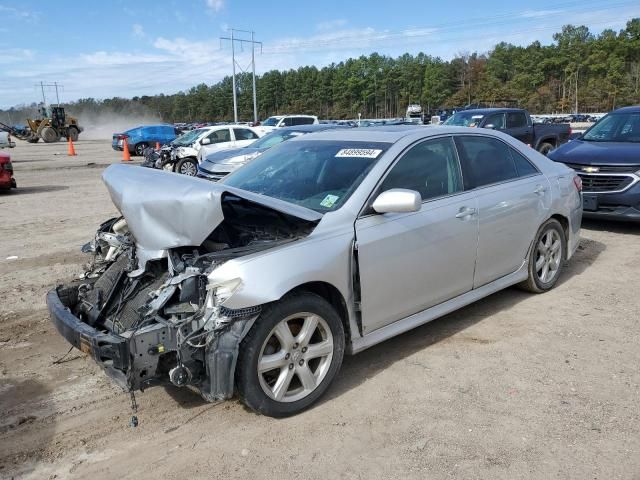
[53,193,317,401]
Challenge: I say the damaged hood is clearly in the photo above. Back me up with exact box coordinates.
[102,164,322,252]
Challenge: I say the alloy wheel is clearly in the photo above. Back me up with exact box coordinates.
[180,162,197,176]
[257,312,334,403]
[535,229,562,283]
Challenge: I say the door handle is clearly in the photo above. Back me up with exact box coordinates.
[455,207,477,219]
[534,185,547,195]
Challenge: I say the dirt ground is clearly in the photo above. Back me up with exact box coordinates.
[0,140,639,480]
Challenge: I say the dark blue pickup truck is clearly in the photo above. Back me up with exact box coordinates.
[444,108,571,155]
[548,106,640,222]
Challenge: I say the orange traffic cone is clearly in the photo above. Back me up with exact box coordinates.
[68,137,77,156]
[122,138,131,161]
[155,142,161,151]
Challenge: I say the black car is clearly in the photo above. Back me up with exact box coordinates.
[444,108,571,155]
[548,106,640,222]
[197,124,347,181]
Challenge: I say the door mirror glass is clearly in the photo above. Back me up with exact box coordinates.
[372,189,422,214]
[201,138,211,145]
[484,124,495,130]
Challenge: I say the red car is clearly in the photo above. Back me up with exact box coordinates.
[0,151,16,190]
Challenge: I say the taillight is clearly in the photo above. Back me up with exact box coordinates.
[117,134,129,140]
[569,127,573,136]
[573,175,582,192]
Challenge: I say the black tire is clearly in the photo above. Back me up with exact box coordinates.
[236,292,345,417]
[27,136,40,143]
[41,126,60,143]
[176,157,198,176]
[67,127,79,142]
[537,142,554,156]
[519,219,566,293]
[134,142,148,156]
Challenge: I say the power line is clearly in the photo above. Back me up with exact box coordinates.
[220,29,262,123]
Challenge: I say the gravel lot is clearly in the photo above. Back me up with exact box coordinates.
[0,140,639,480]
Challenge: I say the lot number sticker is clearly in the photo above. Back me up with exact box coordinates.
[320,194,340,208]
[335,148,382,158]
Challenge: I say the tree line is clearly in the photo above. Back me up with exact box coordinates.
[3,19,640,124]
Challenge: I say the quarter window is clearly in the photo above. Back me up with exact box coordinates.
[379,137,462,201]
[511,148,539,177]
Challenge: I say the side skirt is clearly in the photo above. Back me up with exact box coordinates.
[348,263,528,355]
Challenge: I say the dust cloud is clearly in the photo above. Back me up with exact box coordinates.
[76,112,162,140]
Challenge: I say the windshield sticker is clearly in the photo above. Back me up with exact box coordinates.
[335,148,383,159]
[320,194,340,208]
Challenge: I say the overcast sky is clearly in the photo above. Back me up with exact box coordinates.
[1,0,639,108]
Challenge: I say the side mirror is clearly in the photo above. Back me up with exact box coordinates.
[201,138,211,145]
[372,189,422,214]
[484,124,496,130]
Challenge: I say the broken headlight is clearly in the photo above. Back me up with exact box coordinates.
[207,278,242,306]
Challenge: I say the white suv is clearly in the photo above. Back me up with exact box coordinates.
[257,115,318,134]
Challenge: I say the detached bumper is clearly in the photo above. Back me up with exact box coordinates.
[46,288,130,388]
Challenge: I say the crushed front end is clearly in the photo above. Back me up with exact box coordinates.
[48,199,315,401]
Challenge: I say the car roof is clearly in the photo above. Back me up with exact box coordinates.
[455,108,523,115]
[612,105,640,114]
[277,124,346,133]
[288,125,474,142]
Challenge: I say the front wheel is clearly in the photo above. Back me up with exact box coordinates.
[176,157,198,176]
[236,293,345,417]
[519,219,566,293]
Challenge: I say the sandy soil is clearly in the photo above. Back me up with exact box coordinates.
[0,140,639,480]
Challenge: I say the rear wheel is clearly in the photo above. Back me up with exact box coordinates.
[41,126,60,143]
[537,142,554,156]
[134,142,148,156]
[176,157,198,176]
[519,219,566,293]
[236,293,345,417]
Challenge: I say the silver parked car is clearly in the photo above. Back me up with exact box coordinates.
[47,127,582,417]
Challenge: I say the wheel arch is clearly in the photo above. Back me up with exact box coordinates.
[284,281,352,346]
[550,213,570,246]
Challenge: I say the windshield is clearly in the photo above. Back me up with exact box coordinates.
[250,129,307,149]
[582,112,640,142]
[173,128,207,146]
[444,112,484,127]
[261,117,281,127]
[223,140,390,212]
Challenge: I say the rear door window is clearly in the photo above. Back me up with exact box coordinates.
[233,128,259,141]
[483,113,505,129]
[292,117,315,126]
[454,135,518,189]
[506,112,528,128]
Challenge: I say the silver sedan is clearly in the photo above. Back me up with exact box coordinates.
[48,126,582,417]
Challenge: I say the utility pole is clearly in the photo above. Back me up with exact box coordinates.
[220,29,262,124]
[575,66,579,115]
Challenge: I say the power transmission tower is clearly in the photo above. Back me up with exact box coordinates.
[35,81,64,106]
[220,29,262,123]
